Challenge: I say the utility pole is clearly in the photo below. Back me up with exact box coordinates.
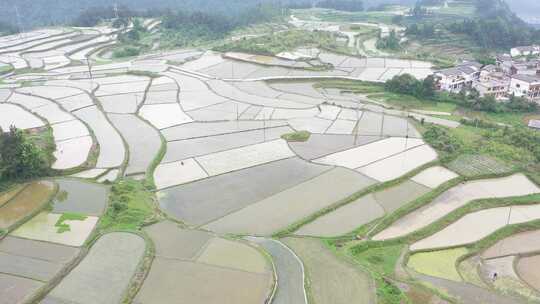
[14,5,24,39]
[354,102,360,145]
[85,57,93,80]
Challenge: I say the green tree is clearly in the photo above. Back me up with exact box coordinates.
[0,126,50,180]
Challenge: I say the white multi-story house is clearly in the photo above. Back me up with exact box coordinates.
[474,79,509,99]
[509,74,540,103]
[510,45,540,57]
[434,62,481,92]
[510,60,539,76]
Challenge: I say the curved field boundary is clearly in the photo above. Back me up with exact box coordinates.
[247,237,308,304]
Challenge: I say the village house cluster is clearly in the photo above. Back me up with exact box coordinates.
[433,45,540,104]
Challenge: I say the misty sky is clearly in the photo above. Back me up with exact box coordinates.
[506,0,540,22]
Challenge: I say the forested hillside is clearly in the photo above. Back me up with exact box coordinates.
[0,0,294,29]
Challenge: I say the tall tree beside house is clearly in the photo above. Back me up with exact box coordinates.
[384,73,436,98]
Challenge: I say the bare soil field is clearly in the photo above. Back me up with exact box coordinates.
[517,255,540,292]
[483,230,540,259]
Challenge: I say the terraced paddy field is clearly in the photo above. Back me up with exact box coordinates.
[0,235,81,304]
[296,166,457,237]
[248,237,307,304]
[411,204,540,251]
[2,18,538,304]
[283,237,374,304]
[108,114,162,175]
[135,221,274,304]
[43,233,145,304]
[483,230,540,259]
[516,255,540,292]
[52,179,108,216]
[11,212,98,246]
[374,174,540,241]
[408,248,468,282]
[0,181,55,230]
[204,167,376,235]
[159,157,329,226]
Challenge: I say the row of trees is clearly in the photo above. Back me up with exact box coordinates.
[287,0,364,12]
[438,89,538,113]
[384,74,436,99]
[405,23,436,39]
[161,4,283,43]
[317,0,364,12]
[385,73,538,114]
[72,5,137,27]
[0,0,291,29]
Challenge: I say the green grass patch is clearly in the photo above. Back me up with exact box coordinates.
[26,126,56,166]
[313,79,456,112]
[368,92,457,112]
[0,64,13,75]
[314,79,384,94]
[97,179,156,232]
[281,130,311,142]
[55,213,87,233]
[408,247,467,282]
[328,240,408,303]
[215,29,349,56]
[293,8,396,24]
[351,244,403,277]
[447,154,514,177]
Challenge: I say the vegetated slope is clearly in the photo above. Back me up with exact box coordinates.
[0,0,302,29]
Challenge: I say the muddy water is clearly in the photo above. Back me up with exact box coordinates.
[0,185,26,208]
[0,181,55,229]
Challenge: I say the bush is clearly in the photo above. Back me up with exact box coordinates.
[423,125,462,154]
[112,46,141,58]
[376,30,401,50]
[281,130,311,142]
[0,126,50,180]
[385,74,436,99]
